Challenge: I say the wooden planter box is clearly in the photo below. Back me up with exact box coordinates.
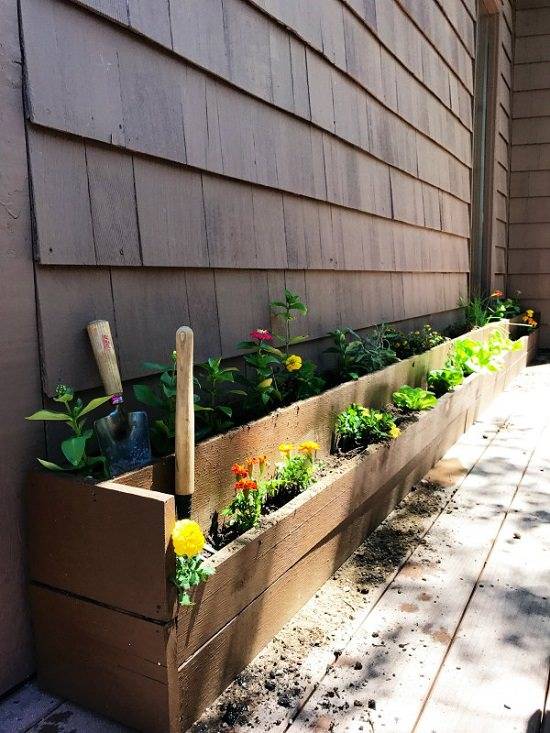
[27,322,538,732]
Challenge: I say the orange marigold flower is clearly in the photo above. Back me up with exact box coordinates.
[231,463,249,478]
[491,290,504,298]
[234,478,258,492]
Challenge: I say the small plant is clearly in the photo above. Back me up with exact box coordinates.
[383,324,446,359]
[427,366,464,397]
[221,456,269,535]
[392,386,437,411]
[26,384,111,475]
[325,327,397,382]
[194,358,247,440]
[264,441,319,500]
[171,519,214,606]
[334,403,400,452]
[452,338,498,375]
[488,290,522,320]
[238,290,324,412]
[133,354,177,455]
[459,294,492,328]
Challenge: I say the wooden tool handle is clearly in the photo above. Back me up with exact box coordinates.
[87,320,123,396]
[175,326,194,498]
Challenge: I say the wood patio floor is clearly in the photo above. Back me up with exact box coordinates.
[1,357,549,733]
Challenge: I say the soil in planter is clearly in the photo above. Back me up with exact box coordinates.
[209,407,419,552]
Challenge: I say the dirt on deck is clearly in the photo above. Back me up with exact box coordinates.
[191,475,452,733]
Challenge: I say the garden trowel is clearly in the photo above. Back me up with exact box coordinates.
[174,326,195,519]
[87,320,152,477]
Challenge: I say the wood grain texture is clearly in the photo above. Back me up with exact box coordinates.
[30,585,179,733]
[27,472,176,619]
[511,3,550,349]
[0,0,44,694]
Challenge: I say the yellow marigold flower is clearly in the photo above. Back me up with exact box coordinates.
[298,440,320,455]
[526,309,534,318]
[285,354,303,372]
[278,442,294,456]
[389,425,401,439]
[172,519,205,558]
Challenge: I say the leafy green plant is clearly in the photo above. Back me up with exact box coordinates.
[334,404,400,452]
[194,358,247,440]
[487,330,523,358]
[26,384,110,475]
[325,327,397,382]
[222,456,269,535]
[452,339,497,375]
[238,290,324,413]
[488,290,522,319]
[133,355,177,455]
[392,385,437,411]
[264,441,319,500]
[459,295,493,328]
[427,366,464,397]
[383,324,446,359]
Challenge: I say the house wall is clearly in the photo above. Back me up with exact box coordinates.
[1,0,520,694]
[510,0,550,346]
[492,0,515,292]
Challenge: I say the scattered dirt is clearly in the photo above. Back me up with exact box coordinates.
[190,477,451,733]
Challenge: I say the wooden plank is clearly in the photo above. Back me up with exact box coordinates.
[27,472,176,619]
[20,0,125,145]
[109,268,192,380]
[416,428,550,733]
[35,267,116,395]
[85,143,142,266]
[133,157,208,267]
[0,0,45,693]
[27,128,96,265]
[513,116,550,145]
[127,0,172,46]
[30,585,178,733]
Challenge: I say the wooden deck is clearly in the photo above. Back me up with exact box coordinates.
[1,357,549,733]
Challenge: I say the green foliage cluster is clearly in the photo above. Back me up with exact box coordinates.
[384,324,447,360]
[459,291,522,330]
[334,404,400,452]
[264,454,316,498]
[427,366,464,397]
[325,327,398,382]
[173,555,214,606]
[238,289,325,410]
[392,386,437,411]
[26,385,110,476]
[221,446,318,537]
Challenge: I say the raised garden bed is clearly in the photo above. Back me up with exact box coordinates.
[27,320,538,733]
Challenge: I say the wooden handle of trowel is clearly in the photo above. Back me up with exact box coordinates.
[175,327,194,500]
[87,320,123,396]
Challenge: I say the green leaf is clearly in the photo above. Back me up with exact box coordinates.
[288,335,308,345]
[133,384,164,408]
[26,410,70,422]
[78,395,112,418]
[194,404,214,412]
[229,389,248,397]
[236,340,257,350]
[61,435,88,467]
[37,458,67,471]
[217,405,232,418]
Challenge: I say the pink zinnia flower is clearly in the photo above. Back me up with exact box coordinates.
[250,329,273,341]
